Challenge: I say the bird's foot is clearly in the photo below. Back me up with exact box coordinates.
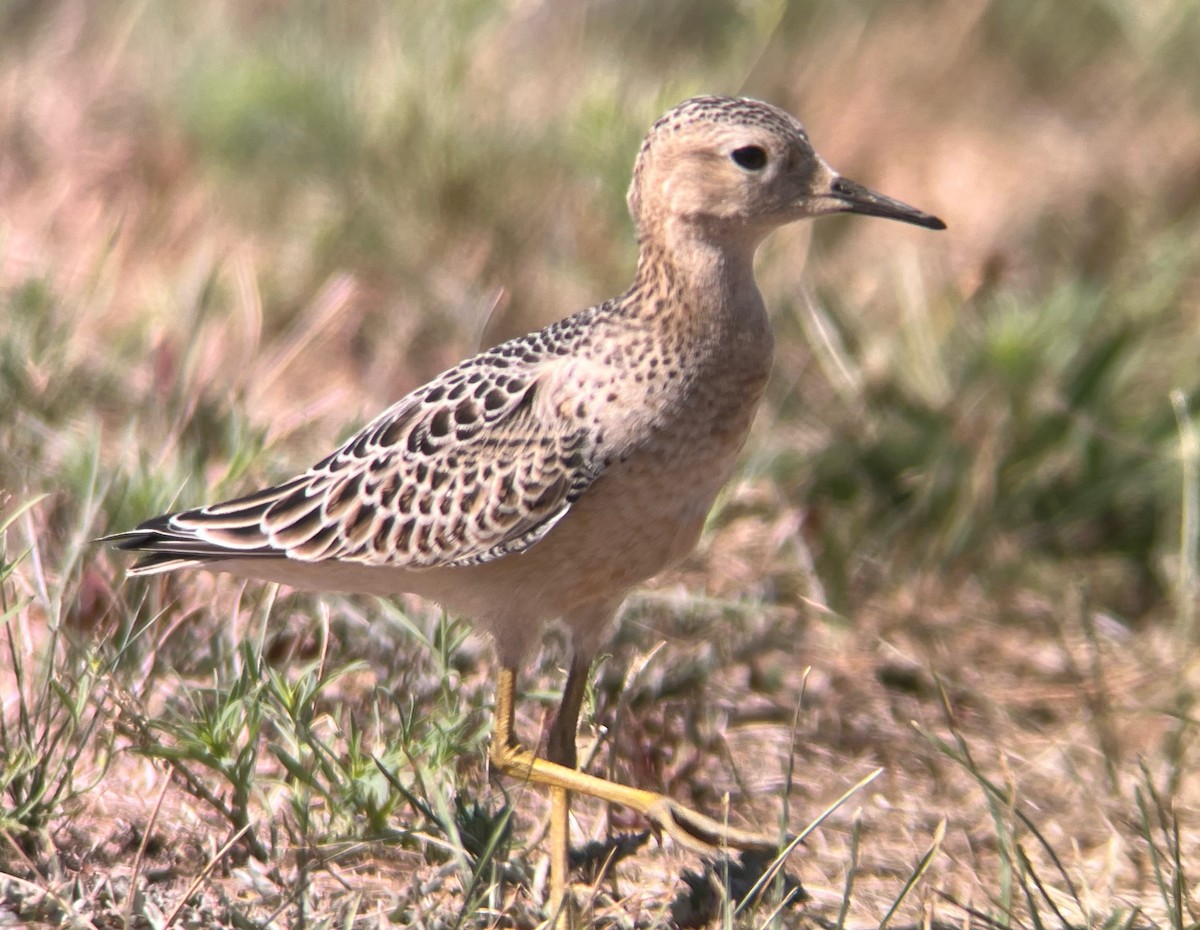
[639,794,785,857]
[491,739,783,851]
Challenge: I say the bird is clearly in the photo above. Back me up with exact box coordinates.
[106,95,945,919]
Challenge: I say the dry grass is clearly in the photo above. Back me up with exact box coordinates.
[3,0,1199,927]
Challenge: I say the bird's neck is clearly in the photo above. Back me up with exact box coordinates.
[631,222,764,328]
[625,226,774,392]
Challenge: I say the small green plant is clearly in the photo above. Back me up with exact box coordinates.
[1135,762,1196,930]
[136,637,274,862]
[0,496,114,865]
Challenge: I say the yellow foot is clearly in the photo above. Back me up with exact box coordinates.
[490,666,786,924]
[492,737,781,852]
[638,793,782,855]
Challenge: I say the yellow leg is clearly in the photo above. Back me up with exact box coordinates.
[490,666,783,919]
[549,785,572,927]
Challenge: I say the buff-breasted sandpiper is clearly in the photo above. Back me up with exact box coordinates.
[107,95,945,921]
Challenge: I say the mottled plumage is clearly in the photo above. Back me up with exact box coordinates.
[120,316,605,573]
[107,95,944,916]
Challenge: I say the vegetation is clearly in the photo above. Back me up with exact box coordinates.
[2,0,1198,926]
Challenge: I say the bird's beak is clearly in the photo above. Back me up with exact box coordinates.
[828,176,946,230]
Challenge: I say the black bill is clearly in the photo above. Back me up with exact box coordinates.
[831,176,946,230]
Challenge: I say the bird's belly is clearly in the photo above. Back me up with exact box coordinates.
[407,419,729,589]
[512,416,751,595]
[543,459,721,588]
[209,383,762,662]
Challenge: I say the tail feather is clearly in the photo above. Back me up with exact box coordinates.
[101,510,281,575]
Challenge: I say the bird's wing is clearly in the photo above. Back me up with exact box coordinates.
[107,342,605,575]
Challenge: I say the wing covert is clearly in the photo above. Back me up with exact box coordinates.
[111,350,604,573]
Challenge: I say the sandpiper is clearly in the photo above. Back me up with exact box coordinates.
[108,94,945,919]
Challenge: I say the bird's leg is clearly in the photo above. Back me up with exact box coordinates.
[546,652,591,770]
[490,664,786,919]
[545,654,591,921]
[492,665,573,922]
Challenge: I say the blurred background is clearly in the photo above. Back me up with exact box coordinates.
[2,0,1199,925]
[4,0,1197,616]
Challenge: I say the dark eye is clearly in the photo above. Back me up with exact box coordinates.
[731,145,768,171]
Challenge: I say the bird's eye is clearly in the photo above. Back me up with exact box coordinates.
[731,145,768,171]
